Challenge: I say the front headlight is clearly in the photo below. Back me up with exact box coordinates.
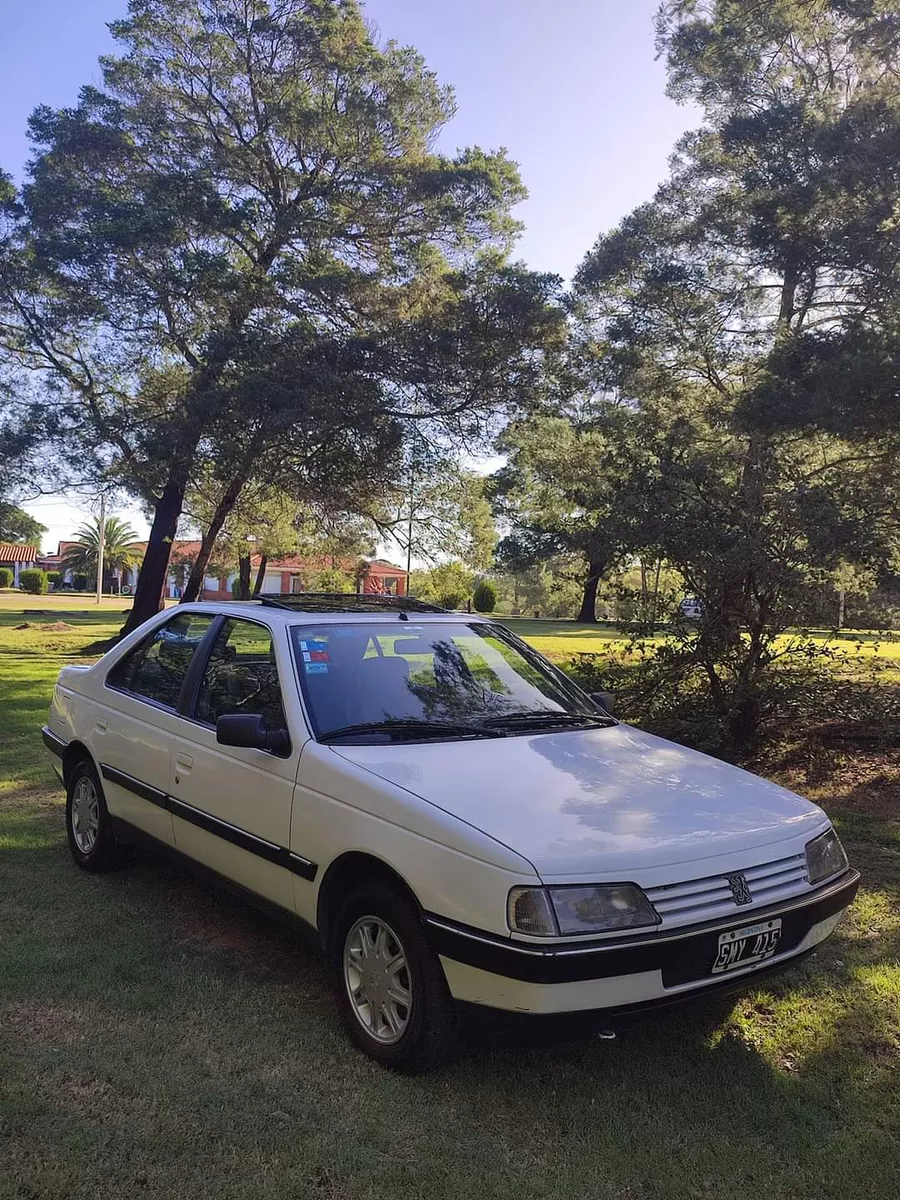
[508,884,660,937]
[805,828,848,885]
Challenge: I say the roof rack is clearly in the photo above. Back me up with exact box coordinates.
[257,592,447,614]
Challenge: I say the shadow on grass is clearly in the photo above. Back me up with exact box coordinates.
[1,798,898,1200]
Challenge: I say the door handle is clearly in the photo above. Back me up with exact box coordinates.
[96,718,108,732]
[175,754,193,770]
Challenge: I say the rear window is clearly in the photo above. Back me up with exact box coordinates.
[107,612,214,709]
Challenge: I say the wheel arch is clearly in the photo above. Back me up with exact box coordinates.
[316,851,423,952]
[61,739,97,787]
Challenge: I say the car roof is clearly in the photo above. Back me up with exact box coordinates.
[174,599,491,625]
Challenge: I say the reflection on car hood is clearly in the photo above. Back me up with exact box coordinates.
[334,723,826,878]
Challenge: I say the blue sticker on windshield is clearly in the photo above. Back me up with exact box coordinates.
[333,627,356,637]
[305,663,328,674]
[306,639,327,652]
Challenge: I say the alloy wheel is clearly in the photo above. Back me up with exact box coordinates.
[343,916,413,1045]
[71,775,100,854]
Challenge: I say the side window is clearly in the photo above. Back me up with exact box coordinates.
[195,618,287,732]
[107,612,215,709]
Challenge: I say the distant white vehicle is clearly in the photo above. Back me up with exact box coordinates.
[44,594,857,1071]
[679,597,704,620]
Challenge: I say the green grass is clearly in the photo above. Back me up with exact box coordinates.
[2,603,899,1200]
[499,616,900,666]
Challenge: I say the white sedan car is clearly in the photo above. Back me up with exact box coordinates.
[43,595,858,1071]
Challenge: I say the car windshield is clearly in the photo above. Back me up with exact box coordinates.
[289,621,607,742]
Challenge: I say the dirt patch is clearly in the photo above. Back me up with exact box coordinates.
[162,872,316,983]
[167,874,289,961]
[14,620,75,631]
[751,720,900,826]
[46,1071,159,1126]
[1,1001,96,1048]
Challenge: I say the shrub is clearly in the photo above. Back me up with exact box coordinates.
[562,636,900,758]
[19,569,48,595]
[46,571,61,587]
[438,590,464,610]
[73,574,89,592]
[0,567,12,588]
[473,580,496,613]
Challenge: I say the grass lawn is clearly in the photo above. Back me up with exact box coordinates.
[1,604,898,1199]
[501,615,900,666]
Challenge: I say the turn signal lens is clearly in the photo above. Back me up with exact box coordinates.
[507,887,559,936]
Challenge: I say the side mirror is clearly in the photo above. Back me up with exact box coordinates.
[590,690,615,716]
[216,713,291,756]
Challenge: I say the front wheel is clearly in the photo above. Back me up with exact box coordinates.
[330,883,457,1072]
[65,758,130,873]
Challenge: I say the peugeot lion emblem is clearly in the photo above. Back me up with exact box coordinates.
[727,872,753,906]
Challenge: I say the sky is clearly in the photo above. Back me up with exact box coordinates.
[2,0,698,553]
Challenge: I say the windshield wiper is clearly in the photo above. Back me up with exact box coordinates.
[319,718,506,744]
[484,711,616,730]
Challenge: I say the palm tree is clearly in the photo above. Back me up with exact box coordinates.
[61,517,143,592]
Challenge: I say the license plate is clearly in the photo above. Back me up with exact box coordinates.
[711,918,782,974]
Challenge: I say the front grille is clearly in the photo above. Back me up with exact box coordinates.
[645,852,809,928]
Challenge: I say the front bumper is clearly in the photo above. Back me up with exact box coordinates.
[426,868,859,1015]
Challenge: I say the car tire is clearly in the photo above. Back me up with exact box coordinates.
[65,757,130,873]
[329,882,457,1073]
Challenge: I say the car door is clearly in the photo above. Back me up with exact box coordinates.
[95,610,217,846]
[167,615,306,912]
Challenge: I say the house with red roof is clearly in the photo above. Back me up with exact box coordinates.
[45,533,408,600]
[165,545,407,600]
[0,542,40,588]
[0,542,39,587]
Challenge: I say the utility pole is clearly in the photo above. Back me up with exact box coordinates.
[405,456,415,578]
[96,492,106,606]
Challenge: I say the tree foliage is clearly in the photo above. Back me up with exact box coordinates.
[0,503,46,545]
[0,0,561,633]
[409,560,473,609]
[61,516,143,582]
[389,445,497,572]
[492,402,634,622]
[562,0,900,745]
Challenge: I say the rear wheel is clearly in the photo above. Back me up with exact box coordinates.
[65,758,130,873]
[330,883,456,1072]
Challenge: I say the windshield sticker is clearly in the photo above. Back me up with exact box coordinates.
[333,627,356,637]
[309,650,329,662]
[305,662,329,674]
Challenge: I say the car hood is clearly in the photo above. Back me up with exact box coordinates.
[334,724,825,879]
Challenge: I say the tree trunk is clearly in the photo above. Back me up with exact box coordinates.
[651,559,662,629]
[120,474,187,636]
[236,554,252,600]
[837,587,845,630]
[252,555,268,597]
[181,469,251,603]
[576,561,604,624]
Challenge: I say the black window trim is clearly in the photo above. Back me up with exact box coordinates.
[104,611,223,716]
